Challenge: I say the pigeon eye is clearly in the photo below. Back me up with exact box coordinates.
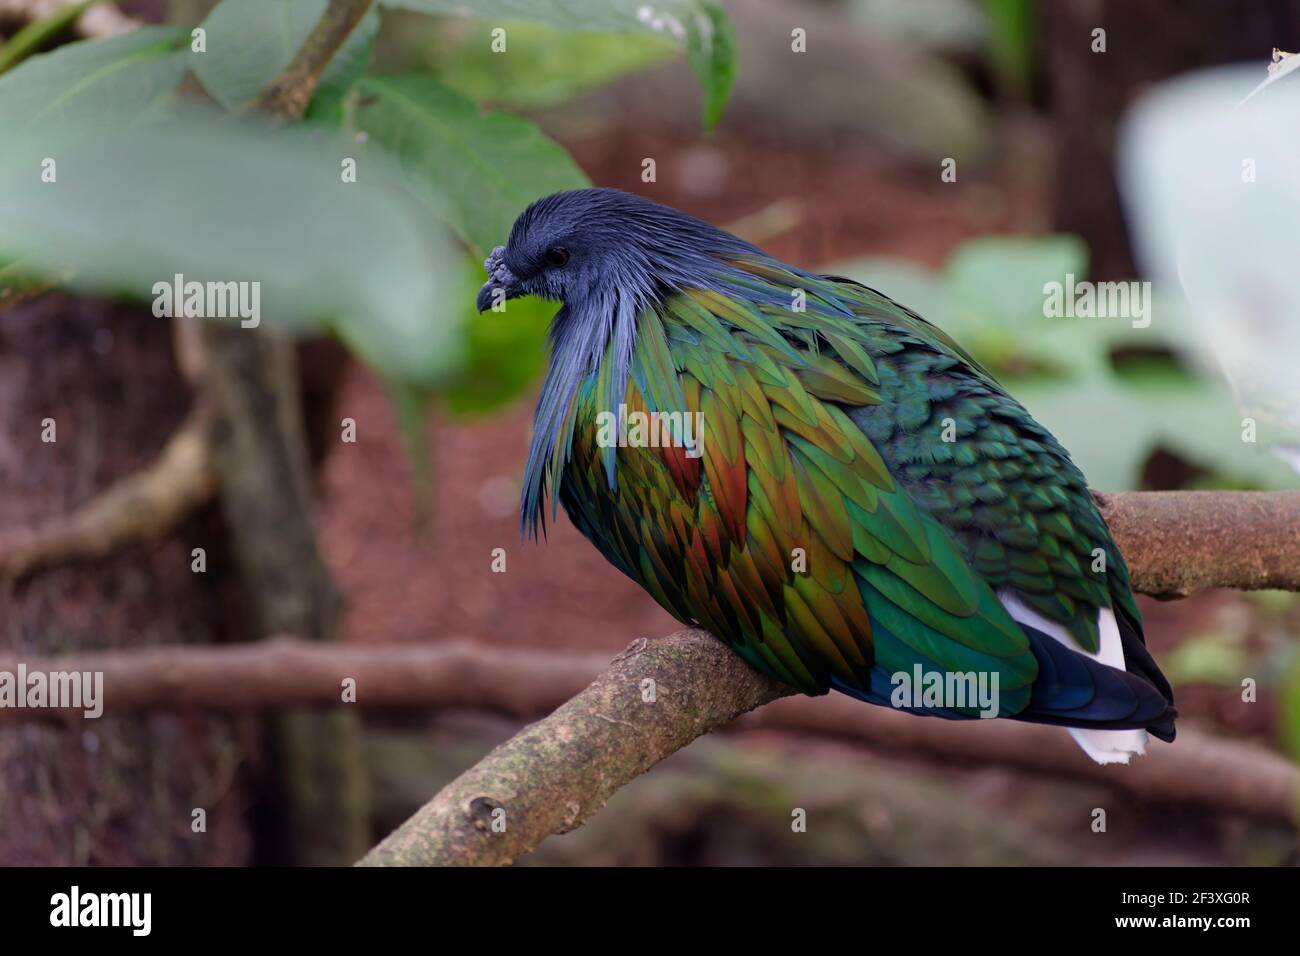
[545,246,570,268]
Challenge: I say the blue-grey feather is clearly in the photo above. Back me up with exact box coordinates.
[503,188,820,540]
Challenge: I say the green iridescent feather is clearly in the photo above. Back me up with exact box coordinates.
[553,258,1143,721]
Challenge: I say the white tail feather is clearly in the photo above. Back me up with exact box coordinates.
[998,590,1149,765]
[1068,727,1147,765]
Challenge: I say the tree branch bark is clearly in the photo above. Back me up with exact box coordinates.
[0,399,215,579]
[352,632,788,866]
[350,631,1296,864]
[3,487,1296,594]
[252,0,373,120]
[0,633,1291,855]
[1095,490,1300,597]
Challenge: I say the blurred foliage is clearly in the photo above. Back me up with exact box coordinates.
[982,0,1034,98]
[188,0,383,120]
[1161,592,1298,692]
[0,0,735,366]
[429,20,676,111]
[841,0,1031,100]
[349,73,589,259]
[1163,634,1248,688]
[380,0,736,129]
[440,260,557,417]
[1283,659,1300,769]
[191,0,337,108]
[682,0,735,132]
[846,0,985,55]
[0,0,740,495]
[1121,63,1300,479]
[6,2,1288,518]
[0,0,103,74]
[831,238,1299,491]
[0,25,188,129]
[306,7,381,123]
[0,104,462,383]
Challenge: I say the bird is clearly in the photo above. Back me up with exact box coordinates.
[476,187,1175,764]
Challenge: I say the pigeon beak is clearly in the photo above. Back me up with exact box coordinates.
[476,281,514,313]
[477,245,520,313]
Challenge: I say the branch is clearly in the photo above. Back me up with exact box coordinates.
[355,632,788,865]
[350,631,1295,863]
[1096,490,1300,597]
[0,634,1291,854]
[252,0,373,120]
[0,0,139,42]
[0,400,215,579]
[0,636,612,718]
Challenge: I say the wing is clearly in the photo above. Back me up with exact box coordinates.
[820,272,1152,645]
[817,270,1173,735]
[730,254,1149,649]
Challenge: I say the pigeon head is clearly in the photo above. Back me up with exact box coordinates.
[478,189,763,540]
[475,187,752,314]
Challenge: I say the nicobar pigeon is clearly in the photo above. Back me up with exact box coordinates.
[476,188,1176,764]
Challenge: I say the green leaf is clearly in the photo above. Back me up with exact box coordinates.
[190,0,378,122]
[684,0,735,130]
[306,6,381,123]
[1010,378,1158,491]
[1162,632,1247,687]
[431,21,676,111]
[833,238,1093,374]
[1282,656,1300,767]
[352,73,589,257]
[944,235,1089,329]
[0,26,189,131]
[191,0,326,109]
[380,0,737,129]
[190,0,372,112]
[440,257,556,416]
[0,105,462,384]
[983,0,1035,98]
[846,0,986,55]
[0,0,105,75]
